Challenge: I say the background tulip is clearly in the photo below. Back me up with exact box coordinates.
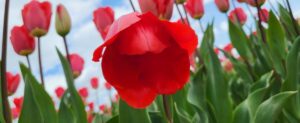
[88,102,94,111]
[229,7,247,25]
[22,1,52,37]
[93,7,114,40]
[55,86,65,98]
[138,0,174,20]
[185,0,205,19]
[78,87,89,98]
[105,82,112,90]
[223,43,233,53]
[259,8,269,23]
[214,0,229,13]
[10,25,35,56]
[68,53,84,78]
[247,0,266,7]
[90,77,99,89]
[6,72,20,96]
[55,4,71,37]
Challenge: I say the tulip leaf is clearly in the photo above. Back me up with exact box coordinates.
[267,11,286,77]
[106,115,119,123]
[149,112,165,123]
[56,48,87,123]
[18,63,58,123]
[229,20,254,62]
[173,103,192,123]
[250,71,273,92]
[58,91,76,123]
[119,99,151,123]
[253,91,298,123]
[201,31,232,123]
[281,37,300,120]
[278,5,298,41]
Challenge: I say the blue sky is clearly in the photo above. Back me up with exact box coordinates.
[1,0,300,114]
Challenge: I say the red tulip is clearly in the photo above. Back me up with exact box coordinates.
[87,112,94,123]
[224,43,233,53]
[10,25,35,56]
[90,77,99,89]
[78,87,88,98]
[88,102,94,111]
[214,48,220,55]
[104,82,112,90]
[176,0,186,4]
[93,7,115,40]
[138,0,174,20]
[99,104,106,112]
[55,4,71,36]
[6,72,20,96]
[55,86,65,98]
[22,1,52,37]
[68,54,84,78]
[13,97,24,109]
[258,8,269,23]
[11,108,20,119]
[247,0,265,7]
[214,0,229,13]
[229,7,247,25]
[185,0,204,19]
[223,59,233,72]
[92,13,198,108]
[113,94,120,102]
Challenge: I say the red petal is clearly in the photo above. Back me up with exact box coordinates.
[162,21,198,55]
[115,13,170,55]
[92,12,141,61]
[116,86,157,109]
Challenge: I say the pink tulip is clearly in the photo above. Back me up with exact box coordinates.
[229,7,247,25]
[138,0,174,20]
[214,0,229,13]
[78,87,88,98]
[6,72,20,96]
[90,77,99,89]
[10,25,35,56]
[55,86,65,98]
[93,7,114,40]
[68,54,84,78]
[185,0,205,19]
[258,8,269,23]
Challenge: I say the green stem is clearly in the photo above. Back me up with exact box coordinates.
[175,3,185,24]
[37,37,45,87]
[163,95,173,123]
[129,0,136,12]
[63,36,71,64]
[255,0,266,43]
[26,55,32,71]
[181,4,191,26]
[1,0,11,122]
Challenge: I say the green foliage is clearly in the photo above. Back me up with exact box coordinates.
[119,99,151,123]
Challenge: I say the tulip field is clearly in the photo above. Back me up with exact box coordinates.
[1,0,300,123]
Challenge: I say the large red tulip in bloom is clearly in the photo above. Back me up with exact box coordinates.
[10,25,35,56]
[229,7,247,25]
[258,8,269,23]
[214,0,229,13]
[93,12,198,108]
[93,7,115,40]
[138,0,174,20]
[185,0,205,19]
[68,53,84,78]
[90,77,99,89]
[247,0,266,7]
[55,86,65,98]
[6,72,20,96]
[22,1,52,37]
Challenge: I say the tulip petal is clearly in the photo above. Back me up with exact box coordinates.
[162,21,198,55]
[116,86,157,109]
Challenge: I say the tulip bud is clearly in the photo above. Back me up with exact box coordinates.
[93,7,115,40]
[105,82,112,90]
[10,25,35,56]
[55,86,65,98]
[247,0,266,7]
[78,87,88,98]
[88,102,94,111]
[90,77,99,89]
[22,1,52,37]
[229,8,247,25]
[138,0,174,20]
[13,97,24,109]
[68,54,84,78]
[176,0,186,4]
[258,8,269,23]
[214,0,229,13]
[185,0,205,19]
[55,4,71,37]
[99,105,106,112]
[6,72,20,96]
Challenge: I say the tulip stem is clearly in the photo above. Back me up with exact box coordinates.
[175,3,185,24]
[181,4,191,26]
[162,95,173,123]
[37,37,45,87]
[198,19,205,33]
[245,4,256,21]
[285,0,300,35]
[129,0,136,12]
[26,55,32,71]
[255,0,266,43]
[1,0,11,122]
[63,36,71,64]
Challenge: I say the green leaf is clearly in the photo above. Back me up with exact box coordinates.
[201,32,232,123]
[56,48,87,123]
[119,99,151,123]
[149,112,165,123]
[281,37,300,120]
[267,11,286,77]
[107,115,119,123]
[58,91,76,123]
[250,71,274,92]
[278,5,298,41]
[253,91,297,123]
[173,103,192,123]
[229,20,254,62]
[18,63,58,123]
